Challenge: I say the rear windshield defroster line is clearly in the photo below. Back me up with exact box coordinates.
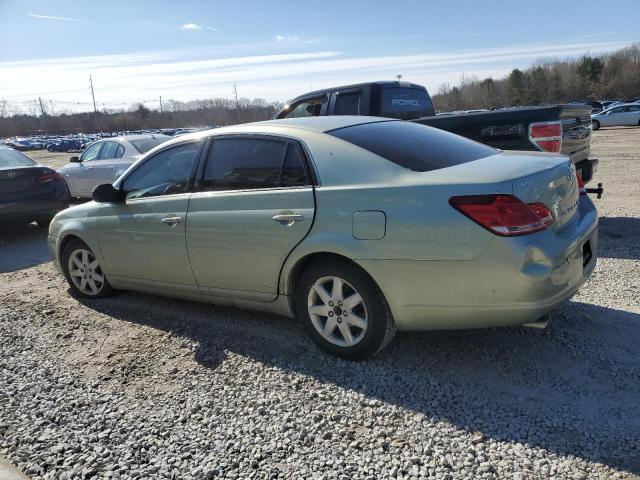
[327,120,498,172]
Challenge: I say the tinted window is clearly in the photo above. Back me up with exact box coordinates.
[115,144,125,158]
[202,138,286,191]
[379,87,434,119]
[99,142,119,160]
[0,148,35,168]
[334,93,361,115]
[281,144,309,187]
[282,97,326,119]
[328,121,498,172]
[609,107,624,114]
[130,137,169,154]
[81,142,102,161]
[626,105,640,112]
[122,142,200,199]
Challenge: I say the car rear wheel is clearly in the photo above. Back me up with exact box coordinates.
[295,260,396,360]
[62,239,113,298]
[592,120,600,130]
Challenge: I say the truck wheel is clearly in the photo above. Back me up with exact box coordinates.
[592,120,600,131]
[295,260,396,360]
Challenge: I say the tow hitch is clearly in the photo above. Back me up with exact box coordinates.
[586,182,604,199]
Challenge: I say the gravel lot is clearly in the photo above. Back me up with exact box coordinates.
[1,128,639,479]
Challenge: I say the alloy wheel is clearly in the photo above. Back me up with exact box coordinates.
[67,248,105,296]
[307,276,368,347]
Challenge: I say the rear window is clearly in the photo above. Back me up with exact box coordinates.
[0,148,35,168]
[130,137,169,154]
[379,87,434,119]
[328,121,498,172]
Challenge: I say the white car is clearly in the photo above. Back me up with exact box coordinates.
[58,134,170,198]
[591,103,640,130]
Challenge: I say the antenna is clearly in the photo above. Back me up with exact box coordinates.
[89,75,97,113]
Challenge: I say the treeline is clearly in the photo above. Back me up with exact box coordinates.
[0,98,281,137]
[433,43,640,111]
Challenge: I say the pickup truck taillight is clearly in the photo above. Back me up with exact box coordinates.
[529,121,562,153]
[37,169,64,184]
[449,194,554,236]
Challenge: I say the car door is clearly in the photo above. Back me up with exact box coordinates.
[602,106,625,126]
[623,105,640,125]
[98,140,203,289]
[186,136,316,301]
[63,141,103,196]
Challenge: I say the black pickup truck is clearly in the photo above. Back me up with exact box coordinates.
[275,81,601,188]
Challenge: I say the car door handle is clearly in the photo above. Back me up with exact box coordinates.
[272,211,304,225]
[161,216,184,226]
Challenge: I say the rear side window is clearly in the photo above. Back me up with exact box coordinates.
[201,138,309,191]
[379,87,434,119]
[99,142,119,160]
[328,121,498,172]
[334,93,362,115]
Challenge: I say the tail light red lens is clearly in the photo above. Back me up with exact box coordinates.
[529,121,562,153]
[37,169,64,184]
[449,194,555,236]
[576,173,586,195]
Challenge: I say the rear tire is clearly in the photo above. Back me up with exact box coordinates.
[62,239,114,299]
[295,260,396,360]
[592,120,600,131]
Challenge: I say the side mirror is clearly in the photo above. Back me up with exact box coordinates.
[93,184,124,203]
[70,156,80,163]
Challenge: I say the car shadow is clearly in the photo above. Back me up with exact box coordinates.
[81,293,640,474]
[598,216,640,260]
[0,223,51,273]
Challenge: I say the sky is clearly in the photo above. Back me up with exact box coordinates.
[0,0,638,114]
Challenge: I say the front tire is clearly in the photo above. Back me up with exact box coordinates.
[592,120,600,130]
[62,239,113,299]
[295,260,396,360]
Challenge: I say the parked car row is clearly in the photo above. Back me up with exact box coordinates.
[591,103,640,130]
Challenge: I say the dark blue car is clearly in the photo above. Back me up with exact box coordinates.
[47,139,83,152]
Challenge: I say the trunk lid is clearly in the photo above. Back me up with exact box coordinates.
[0,166,56,201]
[509,156,579,232]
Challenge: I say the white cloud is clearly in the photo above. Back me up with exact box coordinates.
[142,20,153,26]
[0,40,632,113]
[180,23,218,32]
[29,13,83,22]
[275,34,321,45]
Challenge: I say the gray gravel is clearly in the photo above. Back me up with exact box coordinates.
[1,127,639,479]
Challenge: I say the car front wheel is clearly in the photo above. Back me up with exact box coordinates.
[62,239,114,298]
[295,260,396,360]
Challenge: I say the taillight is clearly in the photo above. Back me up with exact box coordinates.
[576,173,587,195]
[449,194,554,236]
[529,121,562,153]
[37,169,63,184]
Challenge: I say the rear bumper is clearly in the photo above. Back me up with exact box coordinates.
[359,195,598,331]
[0,186,69,222]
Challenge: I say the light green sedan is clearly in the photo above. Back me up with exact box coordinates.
[48,117,598,359]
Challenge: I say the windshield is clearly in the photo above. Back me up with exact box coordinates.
[0,148,36,168]
[328,120,498,172]
[130,137,169,154]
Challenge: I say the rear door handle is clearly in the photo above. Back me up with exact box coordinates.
[272,211,304,225]
[161,216,184,226]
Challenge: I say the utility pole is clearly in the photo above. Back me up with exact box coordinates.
[232,83,239,109]
[89,75,97,113]
[159,96,163,113]
[396,74,402,81]
[38,97,46,116]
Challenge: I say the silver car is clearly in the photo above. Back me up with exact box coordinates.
[48,117,598,359]
[58,134,170,198]
[591,103,640,130]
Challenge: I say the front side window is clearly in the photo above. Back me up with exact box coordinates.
[81,142,102,162]
[99,142,119,160]
[329,120,498,172]
[334,92,362,115]
[281,96,326,119]
[122,142,201,199]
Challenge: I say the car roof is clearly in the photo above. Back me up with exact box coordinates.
[229,116,394,133]
[101,134,170,143]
